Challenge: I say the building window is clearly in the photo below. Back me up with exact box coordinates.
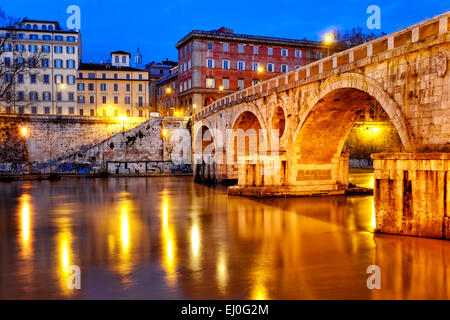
[78,96,85,103]
[113,84,118,91]
[44,107,50,114]
[17,74,24,83]
[79,109,84,116]
[101,83,106,91]
[31,106,37,114]
[238,79,244,90]
[206,78,215,88]
[90,96,94,104]
[89,73,95,79]
[55,35,63,41]
[265,63,273,72]
[138,96,143,107]
[295,50,302,58]
[54,46,63,53]
[67,75,75,84]
[222,60,230,69]
[207,42,213,50]
[68,92,74,101]
[238,44,244,53]
[207,59,214,68]
[88,83,94,91]
[295,65,301,69]
[126,84,130,91]
[223,43,229,52]
[79,73,83,79]
[252,62,260,71]
[253,46,259,54]
[223,79,229,89]
[17,91,24,100]
[139,110,143,117]
[28,45,37,52]
[281,49,288,57]
[57,92,62,101]
[90,109,95,116]
[125,96,131,104]
[57,107,62,114]
[30,75,36,84]
[139,74,143,80]
[114,96,118,104]
[41,45,50,53]
[114,73,118,79]
[268,47,273,55]
[42,59,49,68]
[126,73,130,80]
[122,56,127,63]
[66,60,75,69]
[67,36,75,42]
[4,57,10,66]
[281,64,288,73]
[78,83,85,91]
[43,92,51,101]
[138,84,142,92]
[67,46,75,54]
[102,96,106,104]
[69,107,74,115]
[54,59,63,68]
[115,56,119,63]
[18,106,24,114]
[188,60,191,69]
[102,73,106,79]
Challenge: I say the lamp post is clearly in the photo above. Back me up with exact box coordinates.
[324,34,334,57]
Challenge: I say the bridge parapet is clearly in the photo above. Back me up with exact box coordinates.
[193,11,449,122]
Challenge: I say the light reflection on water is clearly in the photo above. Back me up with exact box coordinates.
[0,176,449,299]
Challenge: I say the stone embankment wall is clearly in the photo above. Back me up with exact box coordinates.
[0,115,192,175]
[343,121,404,168]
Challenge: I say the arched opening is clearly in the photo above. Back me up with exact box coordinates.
[272,107,286,138]
[228,111,267,183]
[289,87,406,192]
[193,125,216,182]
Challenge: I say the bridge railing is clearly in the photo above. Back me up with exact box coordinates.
[193,11,449,122]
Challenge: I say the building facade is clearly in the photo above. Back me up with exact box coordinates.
[147,59,178,113]
[156,66,179,116]
[77,51,150,118]
[0,19,81,115]
[175,27,343,115]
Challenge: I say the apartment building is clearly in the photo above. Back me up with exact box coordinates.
[77,51,150,118]
[175,27,344,115]
[156,66,179,116]
[0,19,81,115]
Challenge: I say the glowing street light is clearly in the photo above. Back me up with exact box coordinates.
[219,86,224,91]
[166,87,172,94]
[59,83,66,89]
[162,128,168,137]
[323,33,334,57]
[21,127,27,137]
[257,66,264,73]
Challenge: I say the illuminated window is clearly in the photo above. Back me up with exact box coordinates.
[206,78,215,88]
[281,49,288,56]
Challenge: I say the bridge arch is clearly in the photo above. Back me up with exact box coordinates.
[226,105,269,180]
[288,72,414,187]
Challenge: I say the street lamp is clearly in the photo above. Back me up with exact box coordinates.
[21,127,27,137]
[324,34,334,57]
[257,66,264,73]
[166,87,172,94]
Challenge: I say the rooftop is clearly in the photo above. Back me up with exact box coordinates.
[78,62,147,72]
[176,26,345,49]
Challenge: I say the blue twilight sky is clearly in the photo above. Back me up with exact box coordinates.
[1,0,449,64]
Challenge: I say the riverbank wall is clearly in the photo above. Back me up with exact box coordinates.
[0,115,192,176]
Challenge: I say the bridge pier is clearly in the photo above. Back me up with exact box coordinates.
[228,153,350,197]
[372,153,450,240]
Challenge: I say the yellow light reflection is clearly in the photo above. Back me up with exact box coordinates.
[55,215,74,294]
[120,205,130,252]
[191,225,199,256]
[18,194,32,260]
[161,196,177,286]
[216,249,228,294]
[371,199,377,231]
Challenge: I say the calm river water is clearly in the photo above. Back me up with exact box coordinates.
[1,172,449,299]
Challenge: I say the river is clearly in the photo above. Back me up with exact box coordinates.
[0,172,449,299]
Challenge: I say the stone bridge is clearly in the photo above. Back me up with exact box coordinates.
[192,12,450,239]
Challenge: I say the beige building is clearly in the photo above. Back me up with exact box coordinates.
[0,19,81,115]
[77,51,150,117]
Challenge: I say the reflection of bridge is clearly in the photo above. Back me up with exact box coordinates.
[192,13,450,240]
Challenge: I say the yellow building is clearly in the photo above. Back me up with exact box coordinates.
[77,51,150,117]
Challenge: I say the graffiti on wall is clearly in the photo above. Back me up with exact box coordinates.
[107,161,191,175]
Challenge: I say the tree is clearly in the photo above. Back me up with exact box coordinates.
[0,7,47,113]
[335,26,386,47]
